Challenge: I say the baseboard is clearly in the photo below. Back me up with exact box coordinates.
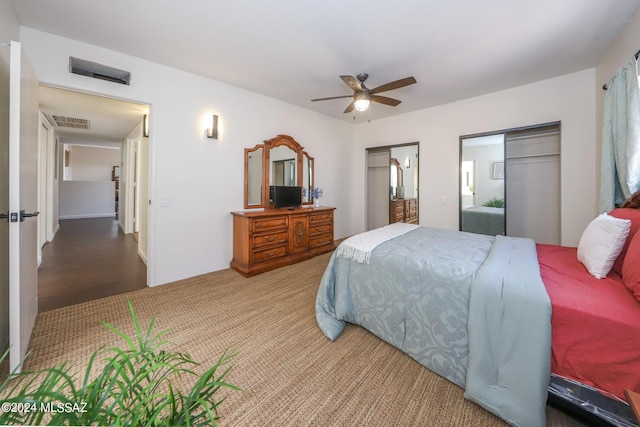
[47,224,60,242]
[59,213,117,220]
[138,248,148,266]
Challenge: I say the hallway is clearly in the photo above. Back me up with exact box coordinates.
[38,218,147,312]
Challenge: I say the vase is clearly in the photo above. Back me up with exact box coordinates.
[314,199,320,208]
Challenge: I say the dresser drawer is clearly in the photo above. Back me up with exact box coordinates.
[231,207,336,277]
[253,216,288,232]
[309,234,333,249]
[253,231,288,248]
[253,245,288,263]
[309,212,333,225]
[309,223,332,236]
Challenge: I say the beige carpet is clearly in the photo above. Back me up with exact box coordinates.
[21,251,586,426]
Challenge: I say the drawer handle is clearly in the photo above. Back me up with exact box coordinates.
[265,235,276,242]
[266,250,276,257]
[315,227,322,232]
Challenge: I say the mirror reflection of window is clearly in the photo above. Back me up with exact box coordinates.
[461,160,475,209]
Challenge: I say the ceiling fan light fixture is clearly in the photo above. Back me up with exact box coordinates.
[354,96,370,112]
[312,73,416,115]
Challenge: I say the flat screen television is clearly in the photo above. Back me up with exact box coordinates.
[270,186,302,209]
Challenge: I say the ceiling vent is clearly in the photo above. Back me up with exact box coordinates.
[50,114,91,130]
[69,57,131,85]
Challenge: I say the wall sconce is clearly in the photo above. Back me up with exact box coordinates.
[207,114,219,139]
[405,157,411,168]
[143,114,149,137]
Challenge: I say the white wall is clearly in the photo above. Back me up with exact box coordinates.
[20,27,355,286]
[353,69,597,247]
[59,181,116,219]
[58,143,120,219]
[67,145,120,181]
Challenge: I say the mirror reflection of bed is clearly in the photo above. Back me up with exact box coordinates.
[461,205,504,236]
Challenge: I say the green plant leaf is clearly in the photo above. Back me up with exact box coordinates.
[0,298,239,426]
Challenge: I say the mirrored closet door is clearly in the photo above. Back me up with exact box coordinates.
[459,123,560,245]
[366,143,419,231]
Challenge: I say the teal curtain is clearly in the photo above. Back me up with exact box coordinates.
[600,56,640,212]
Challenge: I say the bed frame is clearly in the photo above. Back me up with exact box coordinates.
[622,191,640,209]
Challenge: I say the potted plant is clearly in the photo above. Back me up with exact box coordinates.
[310,187,323,207]
[0,300,239,426]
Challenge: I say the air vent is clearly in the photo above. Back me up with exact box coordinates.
[51,115,91,130]
[69,57,131,85]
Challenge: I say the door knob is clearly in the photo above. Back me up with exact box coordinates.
[20,210,40,222]
[1,211,21,222]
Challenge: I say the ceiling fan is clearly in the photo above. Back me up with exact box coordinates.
[311,73,417,113]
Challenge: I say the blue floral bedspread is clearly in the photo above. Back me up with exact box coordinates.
[315,226,551,427]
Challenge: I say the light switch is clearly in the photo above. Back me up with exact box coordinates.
[160,195,169,207]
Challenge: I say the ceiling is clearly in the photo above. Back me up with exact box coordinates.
[12,0,640,129]
[39,86,148,144]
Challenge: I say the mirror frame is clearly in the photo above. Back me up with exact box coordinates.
[243,134,314,208]
[244,144,265,208]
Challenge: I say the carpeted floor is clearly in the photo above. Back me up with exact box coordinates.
[20,251,586,426]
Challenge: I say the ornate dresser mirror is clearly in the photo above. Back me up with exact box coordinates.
[244,134,314,208]
[234,134,332,277]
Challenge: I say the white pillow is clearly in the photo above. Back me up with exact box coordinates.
[577,213,631,279]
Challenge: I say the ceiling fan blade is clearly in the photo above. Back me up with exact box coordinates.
[311,95,354,102]
[340,75,363,92]
[343,101,355,114]
[370,95,401,106]
[370,76,417,94]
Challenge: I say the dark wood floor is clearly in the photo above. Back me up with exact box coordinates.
[38,218,147,312]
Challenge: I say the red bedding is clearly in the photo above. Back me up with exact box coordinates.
[537,243,640,400]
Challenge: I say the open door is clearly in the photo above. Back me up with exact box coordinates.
[6,41,39,374]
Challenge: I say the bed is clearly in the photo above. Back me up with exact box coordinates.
[461,205,504,236]
[316,197,640,427]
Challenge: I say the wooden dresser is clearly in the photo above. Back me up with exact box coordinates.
[231,206,336,277]
[390,197,418,224]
